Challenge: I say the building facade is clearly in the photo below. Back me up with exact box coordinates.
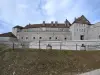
[1,15,100,50]
[12,15,100,42]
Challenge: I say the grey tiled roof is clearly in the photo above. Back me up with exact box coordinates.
[24,23,71,29]
[0,32,17,38]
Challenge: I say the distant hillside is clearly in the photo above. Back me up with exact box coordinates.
[0,49,100,75]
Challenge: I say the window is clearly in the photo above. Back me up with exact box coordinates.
[65,37,67,40]
[55,37,57,39]
[33,37,35,39]
[39,37,42,39]
[99,35,100,39]
[81,44,85,47]
[82,29,83,32]
[26,37,28,39]
[80,35,84,40]
[21,37,23,39]
[17,31,20,32]
[49,37,51,39]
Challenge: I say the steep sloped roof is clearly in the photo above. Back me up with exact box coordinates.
[0,32,17,38]
[65,19,71,24]
[73,15,91,24]
[65,19,71,27]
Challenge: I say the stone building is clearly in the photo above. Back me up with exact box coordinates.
[12,15,94,41]
[1,15,100,50]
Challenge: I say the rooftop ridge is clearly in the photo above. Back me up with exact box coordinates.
[13,15,93,29]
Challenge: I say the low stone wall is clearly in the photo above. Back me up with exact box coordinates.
[0,40,100,50]
[29,40,100,50]
[0,41,22,48]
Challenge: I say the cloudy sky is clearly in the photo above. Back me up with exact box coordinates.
[0,0,100,33]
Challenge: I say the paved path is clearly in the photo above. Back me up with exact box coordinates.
[79,69,100,75]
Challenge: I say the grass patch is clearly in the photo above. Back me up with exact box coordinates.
[0,48,100,75]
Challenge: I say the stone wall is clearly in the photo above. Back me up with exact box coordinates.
[29,40,100,50]
[17,31,71,42]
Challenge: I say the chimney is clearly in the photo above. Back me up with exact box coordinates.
[43,21,45,26]
[51,21,54,26]
[55,21,58,26]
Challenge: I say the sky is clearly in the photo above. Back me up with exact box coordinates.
[0,0,100,33]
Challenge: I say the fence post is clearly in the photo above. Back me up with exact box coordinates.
[60,42,62,50]
[88,45,89,50]
[39,40,40,49]
[85,45,86,51]
[13,42,14,50]
[76,44,77,50]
